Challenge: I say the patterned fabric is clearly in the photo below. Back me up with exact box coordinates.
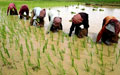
[96,16,120,42]
[19,5,29,15]
[72,14,83,24]
[53,17,62,27]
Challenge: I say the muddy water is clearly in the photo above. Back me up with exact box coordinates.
[0,5,120,75]
[44,5,120,41]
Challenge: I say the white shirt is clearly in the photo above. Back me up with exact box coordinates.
[33,7,42,20]
[47,10,61,32]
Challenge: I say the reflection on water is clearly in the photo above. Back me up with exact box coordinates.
[44,5,120,41]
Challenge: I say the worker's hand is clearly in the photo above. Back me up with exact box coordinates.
[69,33,71,37]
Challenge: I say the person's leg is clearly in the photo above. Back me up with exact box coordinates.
[10,10,14,15]
[26,10,29,20]
[30,10,34,25]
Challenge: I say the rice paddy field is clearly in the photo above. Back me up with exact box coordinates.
[0,1,120,75]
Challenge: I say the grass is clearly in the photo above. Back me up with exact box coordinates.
[75,47,80,59]
[46,66,52,75]
[20,44,24,60]
[46,53,56,69]
[25,38,31,56]
[24,62,28,75]
[59,51,64,61]
[58,62,66,75]
[0,49,7,65]
[110,62,114,71]
[84,59,90,72]
[89,51,93,64]
[2,42,10,58]
[73,65,79,75]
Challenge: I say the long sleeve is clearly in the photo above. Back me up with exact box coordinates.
[69,23,75,36]
[7,7,9,15]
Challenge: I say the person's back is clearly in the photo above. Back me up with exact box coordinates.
[7,3,18,15]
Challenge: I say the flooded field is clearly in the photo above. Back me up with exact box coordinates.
[0,4,120,75]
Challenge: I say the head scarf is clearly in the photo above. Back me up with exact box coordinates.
[72,14,83,24]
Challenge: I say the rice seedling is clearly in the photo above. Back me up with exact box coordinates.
[90,38,94,48]
[57,10,60,12]
[0,49,7,65]
[70,48,73,56]
[115,53,119,64]
[82,40,86,48]
[92,8,97,11]
[71,56,74,67]
[28,26,31,32]
[46,53,56,69]
[75,47,80,59]
[84,59,90,72]
[100,67,105,75]
[2,42,10,58]
[68,42,71,49]
[113,44,117,53]
[72,36,75,45]
[110,62,114,71]
[46,66,52,75]
[71,11,76,14]
[51,44,56,56]
[15,38,19,51]
[37,58,41,69]
[76,6,79,9]
[1,25,6,40]
[95,43,99,54]
[20,44,23,60]
[30,41,34,51]
[27,56,33,67]
[0,68,2,75]
[58,62,66,75]
[93,69,96,75]
[57,39,59,46]
[25,38,31,56]
[42,39,48,53]
[11,55,17,69]
[59,51,64,61]
[37,48,41,59]
[81,8,85,11]
[107,46,110,57]
[34,31,38,41]
[73,65,79,75]
[99,51,104,66]
[99,9,104,11]
[42,45,46,53]
[50,32,54,41]
[24,62,28,75]
[89,51,93,64]
[61,32,65,43]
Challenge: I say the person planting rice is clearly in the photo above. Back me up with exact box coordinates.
[47,10,62,33]
[19,4,29,20]
[69,12,89,38]
[30,7,46,26]
[96,16,120,45]
[7,3,18,15]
